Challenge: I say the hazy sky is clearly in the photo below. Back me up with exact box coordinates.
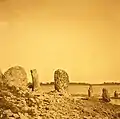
[0,0,120,83]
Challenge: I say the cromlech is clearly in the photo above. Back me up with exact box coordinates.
[0,66,120,119]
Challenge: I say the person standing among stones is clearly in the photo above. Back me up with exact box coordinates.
[102,88,111,102]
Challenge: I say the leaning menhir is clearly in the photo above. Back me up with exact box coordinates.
[30,69,41,91]
[0,70,5,87]
[4,66,28,89]
[0,69,3,79]
[54,69,69,93]
[0,69,4,81]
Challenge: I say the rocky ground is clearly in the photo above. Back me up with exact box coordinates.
[0,81,120,119]
[0,66,120,119]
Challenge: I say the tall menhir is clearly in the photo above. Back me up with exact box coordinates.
[30,69,41,91]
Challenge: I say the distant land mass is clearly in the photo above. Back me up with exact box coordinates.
[39,82,120,85]
[27,82,120,89]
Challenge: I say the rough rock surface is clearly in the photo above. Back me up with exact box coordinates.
[4,66,28,89]
[0,80,120,119]
[54,69,69,93]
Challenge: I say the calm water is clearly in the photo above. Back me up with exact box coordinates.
[41,84,120,105]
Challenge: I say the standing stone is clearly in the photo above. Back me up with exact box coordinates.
[30,69,40,91]
[114,91,118,98]
[4,66,28,90]
[0,69,5,82]
[0,70,3,79]
[102,88,111,102]
[0,70,5,88]
[54,69,69,93]
[88,85,93,97]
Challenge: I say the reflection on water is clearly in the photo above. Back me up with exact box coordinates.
[110,99,120,105]
[41,84,120,105]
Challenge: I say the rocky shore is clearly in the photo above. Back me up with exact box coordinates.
[0,66,120,119]
[0,83,120,119]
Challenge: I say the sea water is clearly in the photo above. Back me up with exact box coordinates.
[41,84,120,105]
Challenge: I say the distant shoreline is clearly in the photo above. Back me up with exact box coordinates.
[39,82,120,86]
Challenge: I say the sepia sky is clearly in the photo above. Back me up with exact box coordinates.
[0,0,120,83]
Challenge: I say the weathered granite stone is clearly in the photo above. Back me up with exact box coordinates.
[30,69,41,91]
[54,69,69,93]
[4,66,28,89]
[102,88,111,102]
